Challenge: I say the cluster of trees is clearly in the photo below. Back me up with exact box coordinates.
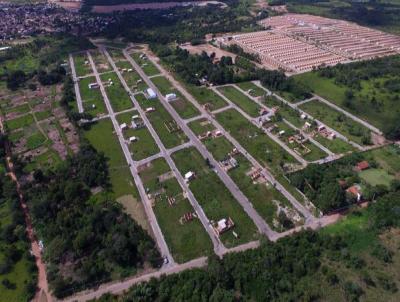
[0,173,38,300]
[25,145,160,298]
[226,44,261,63]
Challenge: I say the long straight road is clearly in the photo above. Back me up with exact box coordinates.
[140,50,315,224]
[86,51,175,266]
[101,47,226,256]
[69,54,84,113]
[124,48,280,238]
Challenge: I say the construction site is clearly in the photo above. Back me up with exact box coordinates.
[217,14,400,74]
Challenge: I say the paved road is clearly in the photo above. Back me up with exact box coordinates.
[314,94,383,135]
[86,51,175,266]
[126,49,278,239]
[252,81,365,151]
[69,54,84,113]
[102,47,226,256]
[139,49,316,228]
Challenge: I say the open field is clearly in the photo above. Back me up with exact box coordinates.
[100,72,133,112]
[90,49,111,73]
[5,114,34,130]
[295,69,400,130]
[116,111,159,161]
[78,76,107,116]
[299,100,371,145]
[188,118,216,136]
[235,82,266,97]
[359,168,394,187]
[186,85,227,110]
[139,158,213,263]
[115,61,148,92]
[135,93,188,149]
[131,52,160,76]
[74,52,92,77]
[172,147,259,247]
[216,109,298,173]
[217,86,261,118]
[151,76,200,119]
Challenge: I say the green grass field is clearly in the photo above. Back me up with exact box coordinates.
[186,86,227,110]
[116,61,147,92]
[172,147,259,247]
[188,118,216,136]
[78,77,107,116]
[236,82,266,97]
[139,159,213,262]
[100,72,133,112]
[116,111,160,161]
[299,100,371,145]
[216,109,298,173]
[131,52,160,76]
[74,53,92,77]
[5,114,34,131]
[90,49,111,73]
[218,86,261,118]
[359,168,394,187]
[151,76,200,119]
[135,93,188,148]
[26,131,47,150]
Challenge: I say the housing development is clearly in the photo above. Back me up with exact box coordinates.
[1,0,400,302]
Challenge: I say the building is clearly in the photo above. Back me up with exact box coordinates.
[184,171,195,182]
[214,217,235,235]
[146,88,157,99]
[145,107,155,113]
[347,185,362,202]
[166,93,177,101]
[355,161,370,172]
[88,83,99,89]
[129,136,138,143]
[120,123,127,131]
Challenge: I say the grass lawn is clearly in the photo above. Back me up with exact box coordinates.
[5,114,34,131]
[73,53,92,77]
[299,100,371,145]
[312,132,355,154]
[107,48,126,61]
[359,168,394,187]
[172,147,259,248]
[3,103,30,115]
[203,136,234,161]
[216,109,298,173]
[26,131,47,150]
[217,86,261,118]
[115,111,160,161]
[135,94,188,148]
[235,82,266,97]
[116,61,147,92]
[34,110,52,121]
[295,71,395,130]
[100,72,133,112]
[188,118,215,136]
[24,149,61,173]
[186,85,227,110]
[90,49,111,73]
[78,76,108,116]
[364,145,400,175]
[139,160,213,262]
[131,52,160,76]
[151,76,200,119]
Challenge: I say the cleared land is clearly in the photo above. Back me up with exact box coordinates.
[236,82,266,97]
[186,85,227,110]
[217,86,261,118]
[131,52,160,76]
[78,76,107,116]
[299,100,372,145]
[73,53,92,77]
[135,93,188,148]
[138,158,213,263]
[172,147,259,247]
[151,76,200,119]
[100,72,133,112]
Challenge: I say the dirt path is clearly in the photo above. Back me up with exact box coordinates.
[0,118,52,302]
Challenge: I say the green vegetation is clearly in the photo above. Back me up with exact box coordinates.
[135,94,188,148]
[218,85,261,117]
[216,109,298,173]
[0,174,37,302]
[116,61,147,92]
[151,76,200,119]
[172,147,258,247]
[359,169,394,187]
[90,50,110,73]
[74,53,92,77]
[78,76,107,116]
[26,132,46,150]
[115,111,159,161]
[186,85,227,110]
[131,53,160,76]
[100,72,133,112]
[236,81,266,97]
[5,114,34,131]
[139,158,213,263]
[300,100,371,145]
[188,118,215,136]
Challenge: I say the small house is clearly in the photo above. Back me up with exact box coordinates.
[166,93,177,101]
[145,107,155,113]
[146,88,157,99]
[184,171,195,182]
[120,123,127,130]
[129,136,138,143]
[88,83,99,89]
[355,161,369,172]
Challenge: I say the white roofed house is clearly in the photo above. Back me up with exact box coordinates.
[165,93,177,101]
[120,123,127,131]
[129,136,138,143]
[146,88,157,99]
[184,171,195,183]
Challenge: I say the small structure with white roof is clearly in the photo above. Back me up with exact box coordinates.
[184,171,195,183]
[146,88,157,99]
[129,136,138,143]
[120,123,127,131]
[165,93,177,101]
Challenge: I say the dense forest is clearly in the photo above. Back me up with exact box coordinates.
[94,187,400,301]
